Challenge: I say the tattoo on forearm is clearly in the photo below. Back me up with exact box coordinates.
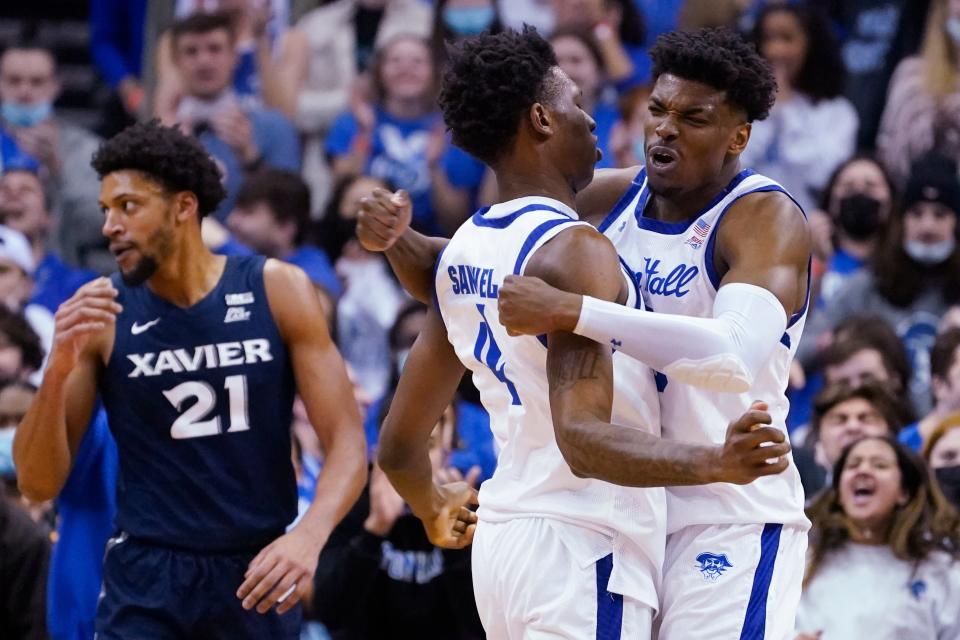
[551,349,601,390]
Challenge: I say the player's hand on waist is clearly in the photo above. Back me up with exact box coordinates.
[498,275,582,336]
[237,527,323,615]
[713,401,791,485]
[50,277,121,374]
[420,481,479,550]
[357,188,412,252]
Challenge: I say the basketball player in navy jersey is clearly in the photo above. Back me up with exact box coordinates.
[359,28,812,639]
[13,120,366,638]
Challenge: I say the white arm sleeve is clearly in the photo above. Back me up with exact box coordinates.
[573,282,788,392]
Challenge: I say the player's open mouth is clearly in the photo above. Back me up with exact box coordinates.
[648,146,678,169]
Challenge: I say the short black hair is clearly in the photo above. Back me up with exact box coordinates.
[649,28,776,122]
[91,119,226,218]
[753,3,845,103]
[236,169,311,244]
[0,307,43,374]
[170,11,235,47]
[439,26,559,164]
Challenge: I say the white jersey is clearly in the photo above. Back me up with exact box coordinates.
[599,168,809,533]
[435,196,665,606]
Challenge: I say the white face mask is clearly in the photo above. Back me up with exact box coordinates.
[947,16,960,44]
[904,238,956,265]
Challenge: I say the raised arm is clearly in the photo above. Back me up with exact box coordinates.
[500,191,810,393]
[377,305,478,549]
[13,278,117,501]
[238,261,367,615]
[528,227,790,486]
[356,188,449,303]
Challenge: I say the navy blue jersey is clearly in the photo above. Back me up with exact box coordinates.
[100,256,297,551]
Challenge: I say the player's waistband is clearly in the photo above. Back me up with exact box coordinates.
[115,529,285,556]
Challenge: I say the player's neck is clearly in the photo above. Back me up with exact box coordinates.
[649,163,743,222]
[493,162,577,211]
[146,233,227,308]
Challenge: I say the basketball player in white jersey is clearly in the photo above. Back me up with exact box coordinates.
[358,27,811,640]
[374,28,791,639]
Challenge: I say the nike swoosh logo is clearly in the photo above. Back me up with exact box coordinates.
[131,318,160,335]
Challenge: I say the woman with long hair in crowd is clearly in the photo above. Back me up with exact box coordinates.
[795,436,960,638]
[878,0,960,187]
[741,2,858,212]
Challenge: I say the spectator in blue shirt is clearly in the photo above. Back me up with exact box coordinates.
[89,0,148,122]
[0,169,97,314]
[225,169,342,303]
[326,34,448,235]
[168,11,300,221]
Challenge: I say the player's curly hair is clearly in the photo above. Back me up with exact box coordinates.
[649,28,777,122]
[91,119,226,218]
[438,26,559,164]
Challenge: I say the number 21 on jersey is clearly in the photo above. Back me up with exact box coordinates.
[164,375,250,439]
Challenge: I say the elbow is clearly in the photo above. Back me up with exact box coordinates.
[16,474,61,503]
[554,422,594,480]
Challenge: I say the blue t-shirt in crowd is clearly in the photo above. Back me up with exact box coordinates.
[197,109,301,222]
[326,107,443,233]
[899,421,922,452]
[47,410,118,640]
[818,247,866,308]
[594,100,620,170]
[364,397,497,483]
[30,252,98,314]
[0,130,39,173]
[215,237,342,298]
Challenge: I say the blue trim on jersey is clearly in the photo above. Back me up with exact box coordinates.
[618,256,643,309]
[432,244,450,325]
[634,169,754,235]
[703,185,802,291]
[786,259,812,329]
[537,334,549,348]
[739,523,783,640]
[513,218,581,275]
[471,203,573,229]
[595,553,623,640]
[780,333,791,349]
[597,168,646,234]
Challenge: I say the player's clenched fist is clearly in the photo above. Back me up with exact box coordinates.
[421,481,479,550]
[714,401,791,485]
[498,275,581,336]
[356,188,412,252]
[49,277,122,373]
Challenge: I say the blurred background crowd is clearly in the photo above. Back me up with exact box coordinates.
[1,0,960,638]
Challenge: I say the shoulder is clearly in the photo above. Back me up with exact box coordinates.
[725,188,809,236]
[524,224,621,300]
[263,257,314,296]
[576,165,643,226]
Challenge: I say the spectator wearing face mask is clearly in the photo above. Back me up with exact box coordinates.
[801,152,960,416]
[923,412,960,511]
[901,329,960,453]
[795,436,960,640]
[878,0,960,187]
[809,155,896,308]
[0,45,110,273]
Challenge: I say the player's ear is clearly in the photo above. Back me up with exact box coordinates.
[529,102,554,138]
[729,121,750,155]
[172,191,199,223]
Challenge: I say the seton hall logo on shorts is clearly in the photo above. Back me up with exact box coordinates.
[695,552,733,582]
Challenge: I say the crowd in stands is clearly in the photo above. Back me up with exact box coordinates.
[1,1,959,638]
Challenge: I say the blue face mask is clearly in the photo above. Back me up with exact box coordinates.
[443,6,496,36]
[1,101,52,128]
[0,427,15,477]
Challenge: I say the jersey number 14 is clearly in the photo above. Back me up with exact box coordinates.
[163,375,250,439]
